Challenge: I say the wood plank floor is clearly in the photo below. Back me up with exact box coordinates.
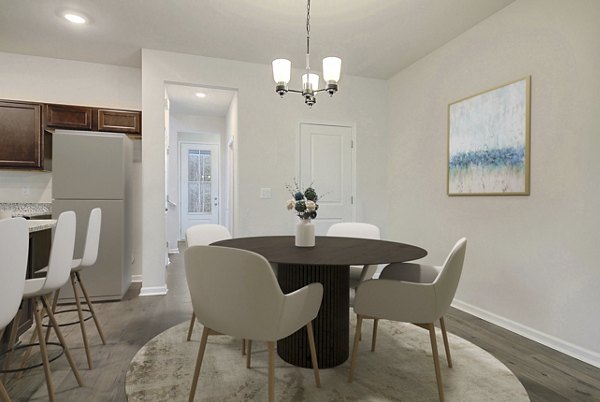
[3,248,600,401]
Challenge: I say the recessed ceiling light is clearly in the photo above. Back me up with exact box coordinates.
[195,92,207,98]
[63,12,87,24]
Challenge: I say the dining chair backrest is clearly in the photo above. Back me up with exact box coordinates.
[0,218,29,329]
[326,222,380,240]
[184,245,284,340]
[432,238,467,318]
[44,211,77,291]
[80,208,102,267]
[186,224,232,247]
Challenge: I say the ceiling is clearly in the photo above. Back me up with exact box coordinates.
[165,84,235,117]
[0,0,515,80]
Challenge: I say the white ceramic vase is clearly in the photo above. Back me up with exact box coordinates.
[295,219,315,247]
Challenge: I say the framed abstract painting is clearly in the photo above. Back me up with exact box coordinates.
[447,76,531,196]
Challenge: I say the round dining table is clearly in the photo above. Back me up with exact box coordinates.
[212,235,427,368]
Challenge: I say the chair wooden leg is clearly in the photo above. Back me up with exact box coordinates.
[348,314,363,382]
[267,341,275,402]
[71,274,93,369]
[439,317,452,368]
[2,310,20,382]
[45,289,60,343]
[189,326,210,402]
[15,311,42,380]
[371,318,379,352]
[186,313,196,342]
[0,378,10,402]
[246,340,252,368]
[41,296,84,387]
[242,338,246,356]
[33,298,55,402]
[428,323,445,402]
[76,272,106,345]
[306,322,321,387]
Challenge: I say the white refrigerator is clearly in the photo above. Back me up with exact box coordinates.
[52,130,132,301]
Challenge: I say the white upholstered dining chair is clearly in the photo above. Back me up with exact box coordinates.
[184,245,323,402]
[348,238,467,402]
[0,218,29,402]
[326,222,381,289]
[184,224,232,342]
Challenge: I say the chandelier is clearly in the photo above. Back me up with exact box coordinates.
[271,0,342,107]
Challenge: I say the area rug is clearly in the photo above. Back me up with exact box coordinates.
[125,318,529,401]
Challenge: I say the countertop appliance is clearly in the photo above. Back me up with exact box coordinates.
[52,130,132,301]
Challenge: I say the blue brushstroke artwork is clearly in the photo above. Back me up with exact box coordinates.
[448,78,529,194]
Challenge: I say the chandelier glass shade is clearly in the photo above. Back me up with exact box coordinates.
[272,0,341,107]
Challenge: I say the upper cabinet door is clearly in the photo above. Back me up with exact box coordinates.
[96,109,141,135]
[0,100,42,168]
[46,104,93,130]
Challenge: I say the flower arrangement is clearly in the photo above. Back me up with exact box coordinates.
[286,181,319,220]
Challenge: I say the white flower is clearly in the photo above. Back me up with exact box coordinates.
[306,200,316,211]
[286,199,296,210]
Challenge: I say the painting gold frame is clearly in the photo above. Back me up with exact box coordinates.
[447,76,531,196]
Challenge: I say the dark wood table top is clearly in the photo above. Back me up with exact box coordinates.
[211,236,427,266]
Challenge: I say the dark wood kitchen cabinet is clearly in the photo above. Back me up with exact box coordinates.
[45,103,93,130]
[95,108,141,134]
[0,100,45,169]
[44,103,141,135]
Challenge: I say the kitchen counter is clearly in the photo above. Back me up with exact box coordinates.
[27,219,56,233]
[0,202,52,218]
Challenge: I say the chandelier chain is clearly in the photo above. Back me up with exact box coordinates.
[306,0,311,57]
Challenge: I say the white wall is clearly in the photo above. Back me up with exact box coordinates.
[141,49,388,294]
[166,113,226,250]
[224,93,239,233]
[386,0,600,366]
[0,51,145,278]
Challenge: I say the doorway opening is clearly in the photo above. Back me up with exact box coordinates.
[164,83,237,253]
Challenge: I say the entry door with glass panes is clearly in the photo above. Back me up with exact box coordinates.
[180,142,220,238]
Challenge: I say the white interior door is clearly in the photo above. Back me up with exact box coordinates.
[180,142,220,238]
[299,123,354,235]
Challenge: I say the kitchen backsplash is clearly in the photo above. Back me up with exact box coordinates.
[0,171,52,203]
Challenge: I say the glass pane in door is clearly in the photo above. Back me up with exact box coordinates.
[187,149,212,213]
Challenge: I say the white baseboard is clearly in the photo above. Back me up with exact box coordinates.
[139,285,168,297]
[131,274,143,283]
[168,248,179,254]
[452,299,600,368]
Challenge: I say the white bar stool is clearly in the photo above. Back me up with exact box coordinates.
[0,218,29,402]
[4,211,83,402]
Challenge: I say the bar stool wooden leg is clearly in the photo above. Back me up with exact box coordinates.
[76,272,106,345]
[241,338,246,355]
[2,310,20,383]
[0,378,10,402]
[71,274,93,369]
[186,313,196,341]
[45,289,60,343]
[41,296,83,387]
[440,317,452,368]
[33,298,55,402]
[15,311,41,380]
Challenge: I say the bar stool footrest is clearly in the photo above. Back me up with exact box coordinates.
[41,308,93,328]
[0,342,64,373]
